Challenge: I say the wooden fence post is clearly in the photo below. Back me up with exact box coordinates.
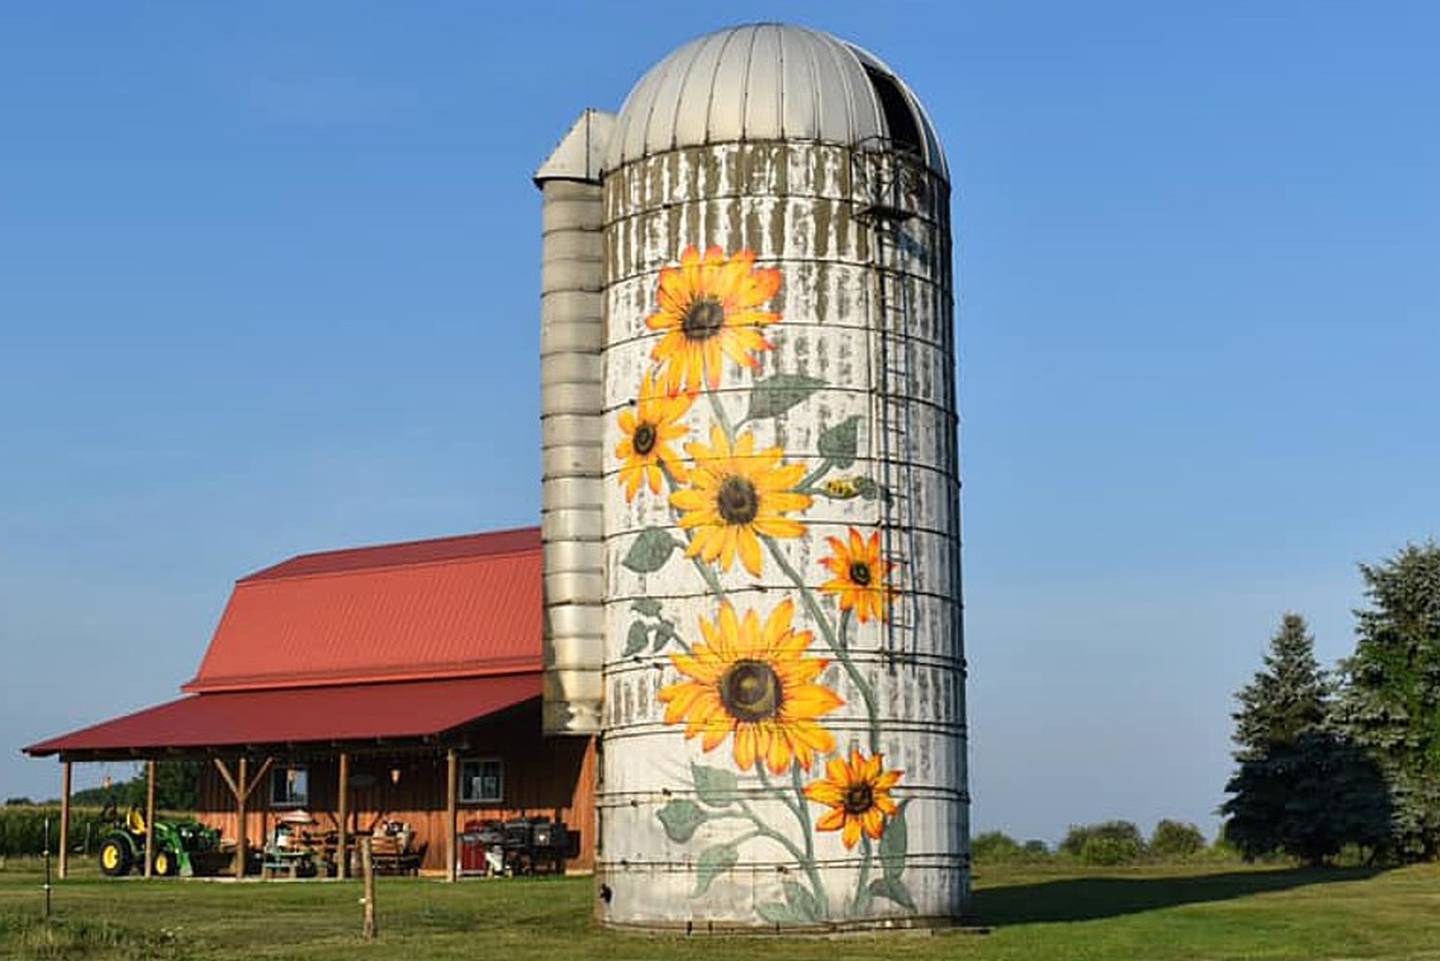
[360,836,376,940]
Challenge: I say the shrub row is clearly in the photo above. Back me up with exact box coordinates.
[973,819,1217,866]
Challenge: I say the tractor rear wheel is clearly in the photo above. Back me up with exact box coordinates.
[152,849,177,877]
[99,838,132,877]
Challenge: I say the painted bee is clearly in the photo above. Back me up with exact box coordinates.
[822,475,871,499]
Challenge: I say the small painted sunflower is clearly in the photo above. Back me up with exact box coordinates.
[658,599,842,774]
[615,370,693,501]
[647,245,782,394]
[820,528,897,623]
[670,426,812,576]
[804,749,903,849]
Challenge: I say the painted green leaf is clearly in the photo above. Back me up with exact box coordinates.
[656,799,706,844]
[818,415,861,469]
[691,764,739,807]
[622,527,680,574]
[650,621,679,653]
[622,621,649,657]
[746,373,826,421]
[782,880,823,921]
[868,876,918,911]
[880,799,910,881]
[693,842,739,896]
[757,901,796,924]
[631,598,663,618]
[854,476,880,500]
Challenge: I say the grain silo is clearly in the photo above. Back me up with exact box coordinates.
[538,22,967,930]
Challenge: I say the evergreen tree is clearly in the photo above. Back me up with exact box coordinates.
[1223,731,1391,865]
[1231,613,1329,758]
[1335,541,1440,860]
[1222,612,1392,864]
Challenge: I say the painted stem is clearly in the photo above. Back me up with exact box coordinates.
[763,536,881,755]
[796,460,834,494]
[716,807,805,863]
[788,761,824,906]
[850,836,874,917]
[756,765,801,821]
[704,390,738,442]
[838,608,853,652]
[741,800,828,917]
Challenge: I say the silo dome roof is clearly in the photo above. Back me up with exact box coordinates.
[605,23,947,179]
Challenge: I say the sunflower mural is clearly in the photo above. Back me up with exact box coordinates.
[647,246,782,394]
[613,244,917,923]
[615,370,693,501]
[670,427,811,576]
[659,599,840,774]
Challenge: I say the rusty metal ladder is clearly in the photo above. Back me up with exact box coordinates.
[855,144,922,664]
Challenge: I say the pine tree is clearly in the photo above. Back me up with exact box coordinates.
[1335,541,1440,860]
[1222,612,1391,864]
[1231,613,1329,758]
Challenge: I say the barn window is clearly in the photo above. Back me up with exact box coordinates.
[460,758,504,804]
[270,765,309,807]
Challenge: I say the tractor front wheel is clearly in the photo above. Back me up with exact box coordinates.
[99,838,132,877]
[152,849,177,877]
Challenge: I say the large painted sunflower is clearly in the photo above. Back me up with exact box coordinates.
[670,426,812,576]
[647,245,782,394]
[820,528,897,623]
[658,599,842,774]
[804,749,903,849]
[615,370,693,501]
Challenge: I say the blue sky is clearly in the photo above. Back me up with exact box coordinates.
[1,1,1436,843]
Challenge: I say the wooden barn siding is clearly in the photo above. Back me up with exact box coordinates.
[196,710,597,873]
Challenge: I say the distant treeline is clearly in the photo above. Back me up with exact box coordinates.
[973,819,1218,866]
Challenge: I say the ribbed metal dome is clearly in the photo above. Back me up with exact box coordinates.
[605,23,947,178]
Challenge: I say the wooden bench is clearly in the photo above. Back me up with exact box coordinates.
[366,834,423,876]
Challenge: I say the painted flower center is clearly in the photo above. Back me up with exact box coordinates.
[681,297,726,341]
[632,422,657,456]
[849,562,872,586]
[720,659,783,722]
[717,476,759,525]
[843,783,875,815]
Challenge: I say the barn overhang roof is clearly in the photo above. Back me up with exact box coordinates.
[23,672,541,761]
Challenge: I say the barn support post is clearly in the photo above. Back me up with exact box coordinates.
[214,755,273,880]
[337,752,350,880]
[445,749,458,882]
[58,761,72,880]
[144,760,156,878]
[236,757,248,878]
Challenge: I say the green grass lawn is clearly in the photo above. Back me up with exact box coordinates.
[2,858,1439,960]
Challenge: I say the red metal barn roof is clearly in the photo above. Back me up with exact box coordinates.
[24,674,542,756]
[185,527,542,693]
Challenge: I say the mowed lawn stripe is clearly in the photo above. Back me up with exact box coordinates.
[3,861,1439,960]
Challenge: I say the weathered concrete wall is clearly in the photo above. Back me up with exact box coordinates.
[595,140,967,930]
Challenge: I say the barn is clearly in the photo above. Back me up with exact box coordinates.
[23,526,597,880]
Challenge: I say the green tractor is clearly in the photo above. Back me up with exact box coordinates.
[97,804,224,878]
